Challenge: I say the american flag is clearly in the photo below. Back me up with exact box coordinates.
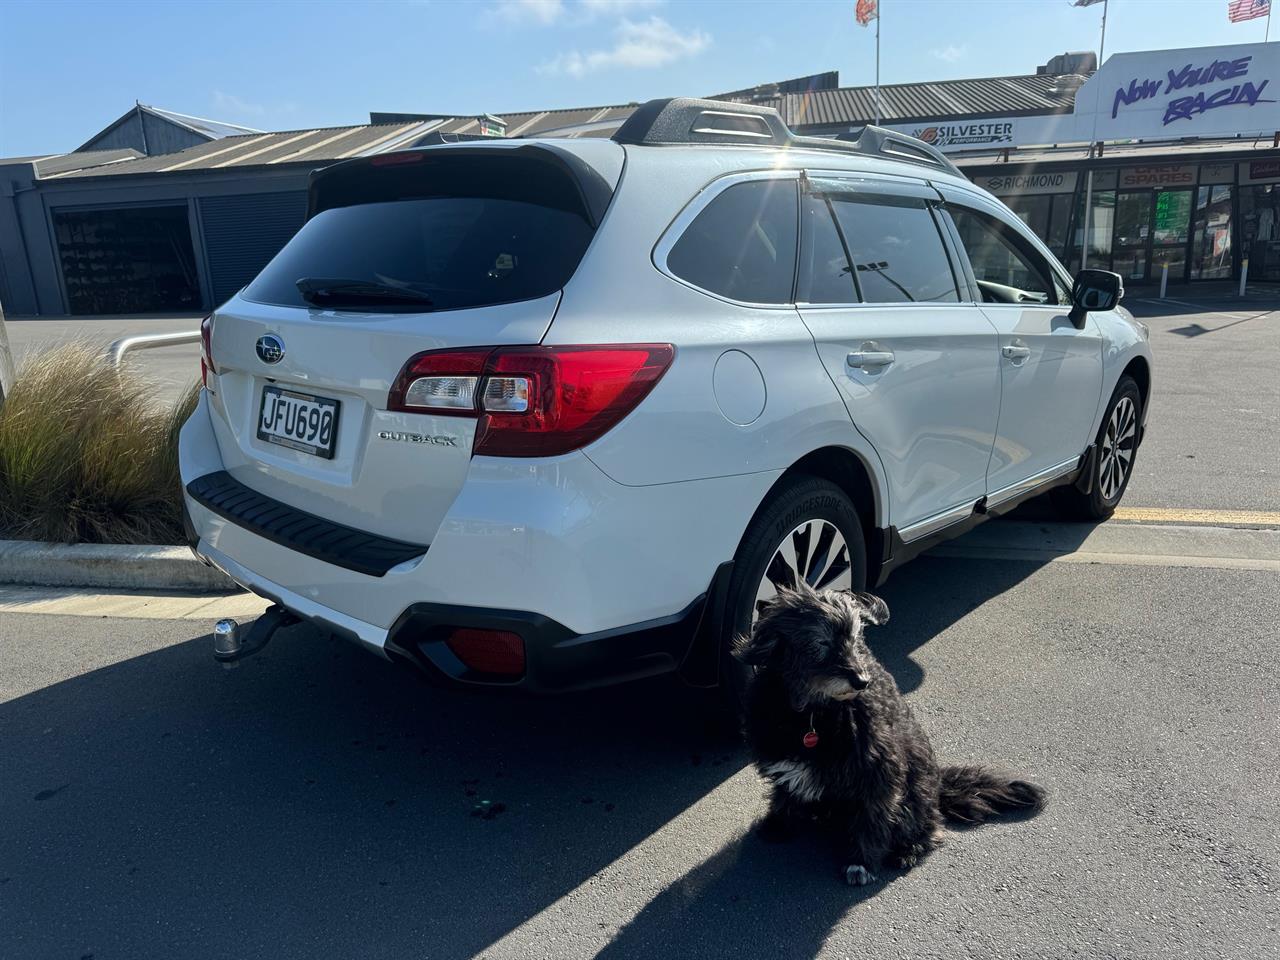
[856,0,878,27]
[1229,0,1271,22]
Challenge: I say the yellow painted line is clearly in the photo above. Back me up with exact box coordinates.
[1112,507,1280,527]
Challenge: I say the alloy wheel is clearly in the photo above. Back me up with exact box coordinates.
[1098,395,1137,501]
[754,519,852,620]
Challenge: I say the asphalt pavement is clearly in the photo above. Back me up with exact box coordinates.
[2,545,1277,960]
[1122,296,1280,512]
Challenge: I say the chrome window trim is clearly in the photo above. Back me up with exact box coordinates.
[652,169,802,310]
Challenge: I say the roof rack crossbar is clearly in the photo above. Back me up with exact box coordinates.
[611,97,962,178]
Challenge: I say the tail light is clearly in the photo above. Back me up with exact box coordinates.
[388,344,674,457]
[199,315,215,386]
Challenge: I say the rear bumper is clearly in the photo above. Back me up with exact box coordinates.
[179,388,774,690]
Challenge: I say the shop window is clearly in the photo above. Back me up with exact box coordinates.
[1067,190,1116,274]
[54,205,201,315]
[1240,184,1280,283]
[1190,185,1233,281]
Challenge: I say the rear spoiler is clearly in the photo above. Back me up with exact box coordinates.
[306,142,616,228]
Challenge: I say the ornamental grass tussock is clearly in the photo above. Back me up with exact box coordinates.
[0,343,198,544]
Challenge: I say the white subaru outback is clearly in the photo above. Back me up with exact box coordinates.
[181,97,1152,692]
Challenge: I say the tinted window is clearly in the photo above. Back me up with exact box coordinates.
[800,194,856,304]
[668,179,798,304]
[950,206,1060,304]
[829,197,958,303]
[243,196,593,312]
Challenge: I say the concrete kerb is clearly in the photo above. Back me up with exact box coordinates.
[0,540,239,592]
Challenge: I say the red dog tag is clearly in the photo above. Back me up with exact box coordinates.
[802,730,819,749]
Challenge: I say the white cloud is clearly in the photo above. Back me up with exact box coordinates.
[931,44,967,64]
[491,0,566,25]
[212,90,267,117]
[538,16,710,77]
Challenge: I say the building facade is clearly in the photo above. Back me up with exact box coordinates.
[2,44,1277,317]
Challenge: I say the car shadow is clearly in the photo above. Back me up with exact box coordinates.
[2,540,1069,959]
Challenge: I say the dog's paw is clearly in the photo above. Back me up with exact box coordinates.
[843,864,876,886]
[893,842,927,870]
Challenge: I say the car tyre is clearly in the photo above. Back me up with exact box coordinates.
[718,475,868,716]
[1052,374,1143,522]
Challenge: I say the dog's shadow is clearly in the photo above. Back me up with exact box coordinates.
[596,825,895,959]
[868,552,1050,695]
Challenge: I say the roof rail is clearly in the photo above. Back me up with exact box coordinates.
[611,97,962,178]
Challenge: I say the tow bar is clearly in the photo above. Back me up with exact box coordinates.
[213,604,300,668]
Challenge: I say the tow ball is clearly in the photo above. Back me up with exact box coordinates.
[212,604,299,668]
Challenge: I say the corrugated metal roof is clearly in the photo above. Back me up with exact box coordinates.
[48,123,434,179]
[46,71,1090,181]
[143,105,262,139]
[774,73,1086,128]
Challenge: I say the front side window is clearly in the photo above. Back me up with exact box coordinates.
[667,179,798,304]
[828,196,959,304]
[949,206,1062,305]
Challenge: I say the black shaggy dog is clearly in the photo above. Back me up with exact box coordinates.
[737,586,1046,886]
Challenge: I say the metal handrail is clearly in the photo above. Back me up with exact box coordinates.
[107,330,200,367]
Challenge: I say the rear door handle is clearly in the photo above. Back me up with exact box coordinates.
[847,348,895,370]
[1002,342,1031,362]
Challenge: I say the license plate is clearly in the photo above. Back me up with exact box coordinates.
[256,386,340,459]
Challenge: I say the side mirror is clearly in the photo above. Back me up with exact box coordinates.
[1069,269,1123,328]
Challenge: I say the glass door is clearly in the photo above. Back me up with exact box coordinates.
[1151,188,1193,283]
[1190,185,1233,280]
[1112,191,1153,283]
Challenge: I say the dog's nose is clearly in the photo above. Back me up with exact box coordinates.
[850,672,871,690]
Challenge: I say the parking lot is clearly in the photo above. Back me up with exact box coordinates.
[2,298,1278,959]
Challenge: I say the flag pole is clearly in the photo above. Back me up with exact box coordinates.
[1267,5,1272,43]
[1099,0,1108,64]
[874,5,881,125]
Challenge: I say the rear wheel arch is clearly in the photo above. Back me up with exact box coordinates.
[740,446,884,574]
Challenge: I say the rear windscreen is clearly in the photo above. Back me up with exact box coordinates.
[242,152,598,312]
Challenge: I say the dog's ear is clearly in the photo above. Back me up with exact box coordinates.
[852,592,890,626]
[733,592,796,666]
[733,620,779,666]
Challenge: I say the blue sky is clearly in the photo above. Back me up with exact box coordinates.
[0,0,1271,156]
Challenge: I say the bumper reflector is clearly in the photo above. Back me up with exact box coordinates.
[446,628,526,677]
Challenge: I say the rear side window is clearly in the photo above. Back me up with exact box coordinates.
[243,152,598,312]
[799,194,857,304]
[829,197,959,304]
[667,179,798,304]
